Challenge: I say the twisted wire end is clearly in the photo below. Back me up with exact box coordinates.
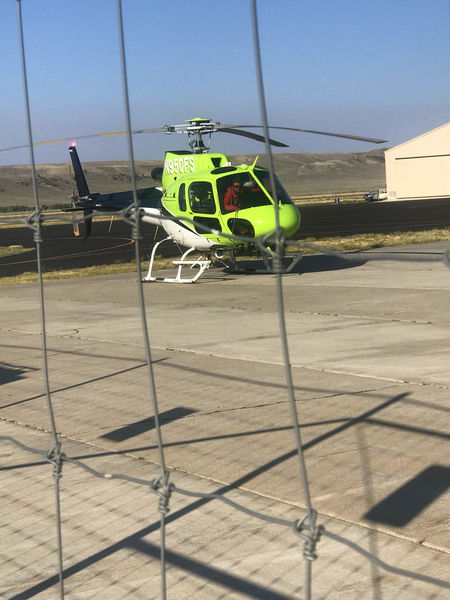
[46,442,65,480]
[151,472,174,515]
[294,510,324,561]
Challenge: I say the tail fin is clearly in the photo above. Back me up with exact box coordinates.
[69,145,90,197]
[69,145,93,239]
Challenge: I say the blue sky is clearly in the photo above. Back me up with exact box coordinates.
[1,0,449,165]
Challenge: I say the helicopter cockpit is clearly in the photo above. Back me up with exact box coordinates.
[217,169,293,213]
[255,169,293,205]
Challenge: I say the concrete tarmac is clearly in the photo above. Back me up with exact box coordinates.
[1,243,449,599]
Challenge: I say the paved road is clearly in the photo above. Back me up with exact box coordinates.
[0,219,164,277]
[300,196,450,237]
[1,197,449,277]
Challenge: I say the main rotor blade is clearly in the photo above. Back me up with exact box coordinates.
[0,122,387,154]
[0,127,166,153]
[218,127,289,147]
[222,125,387,144]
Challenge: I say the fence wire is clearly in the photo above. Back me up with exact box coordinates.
[1,1,449,599]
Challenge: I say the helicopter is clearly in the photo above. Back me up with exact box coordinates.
[65,117,387,283]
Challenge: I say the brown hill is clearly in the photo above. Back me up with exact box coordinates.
[0,149,386,209]
[0,159,161,209]
[236,149,387,195]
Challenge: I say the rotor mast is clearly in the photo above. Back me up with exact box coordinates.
[165,118,219,154]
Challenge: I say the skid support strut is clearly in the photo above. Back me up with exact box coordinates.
[143,237,211,283]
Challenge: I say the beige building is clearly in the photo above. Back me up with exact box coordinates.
[385,122,450,200]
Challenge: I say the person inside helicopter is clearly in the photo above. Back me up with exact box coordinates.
[223,179,244,212]
[220,173,272,213]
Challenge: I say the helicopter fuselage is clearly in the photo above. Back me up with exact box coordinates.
[140,150,301,251]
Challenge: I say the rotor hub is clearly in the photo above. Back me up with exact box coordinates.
[162,119,220,153]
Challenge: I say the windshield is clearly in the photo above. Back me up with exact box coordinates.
[217,172,272,213]
[254,169,293,205]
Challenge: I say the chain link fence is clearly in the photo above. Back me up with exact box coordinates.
[1,1,449,598]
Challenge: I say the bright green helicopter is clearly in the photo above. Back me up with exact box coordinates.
[63,118,307,282]
[128,117,386,282]
[140,118,301,279]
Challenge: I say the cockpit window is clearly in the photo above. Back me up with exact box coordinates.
[188,181,215,214]
[217,172,272,213]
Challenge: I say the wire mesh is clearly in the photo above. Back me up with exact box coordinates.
[1,1,449,599]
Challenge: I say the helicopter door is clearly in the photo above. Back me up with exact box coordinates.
[187,181,221,233]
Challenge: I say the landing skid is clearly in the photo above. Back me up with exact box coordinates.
[143,237,211,284]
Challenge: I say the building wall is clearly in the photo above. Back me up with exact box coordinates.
[385,122,450,199]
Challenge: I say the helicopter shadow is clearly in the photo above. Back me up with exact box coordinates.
[293,252,366,274]
[223,253,366,276]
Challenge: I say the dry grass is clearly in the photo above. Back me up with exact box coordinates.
[0,258,175,286]
[0,211,108,229]
[291,228,450,254]
[0,245,27,258]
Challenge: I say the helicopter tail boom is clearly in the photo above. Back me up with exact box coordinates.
[140,207,164,227]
